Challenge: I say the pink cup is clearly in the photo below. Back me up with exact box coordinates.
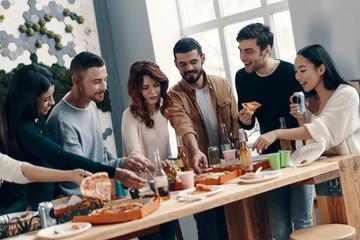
[178,171,194,189]
[223,149,236,162]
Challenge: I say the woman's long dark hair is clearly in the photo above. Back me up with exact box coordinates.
[0,97,9,154]
[5,64,55,158]
[297,44,351,90]
[127,61,172,128]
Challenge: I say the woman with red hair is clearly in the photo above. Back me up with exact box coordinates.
[121,61,176,240]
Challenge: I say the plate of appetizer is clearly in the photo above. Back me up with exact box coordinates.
[238,170,281,184]
[178,184,224,200]
[37,222,91,239]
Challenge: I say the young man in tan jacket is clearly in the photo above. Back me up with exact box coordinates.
[167,37,239,240]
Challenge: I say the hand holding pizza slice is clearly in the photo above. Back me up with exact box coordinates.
[80,172,112,202]
[241,101,262,113]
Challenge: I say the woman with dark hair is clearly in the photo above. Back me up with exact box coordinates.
[0,95,91,213]
[253,44,360,154]
[3,64,146,211]
[121,61,176,240]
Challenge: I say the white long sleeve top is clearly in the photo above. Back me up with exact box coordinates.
[0,153,31,184]
[302,84,360,154]
[121,108,169,179]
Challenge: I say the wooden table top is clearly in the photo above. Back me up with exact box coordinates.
[20,155,354,240]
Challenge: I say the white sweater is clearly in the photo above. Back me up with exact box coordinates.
[0,153,30,184]
[303,84,360,154]
[121,108,169,179]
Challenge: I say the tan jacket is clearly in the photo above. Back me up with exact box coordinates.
[167,71,239,160]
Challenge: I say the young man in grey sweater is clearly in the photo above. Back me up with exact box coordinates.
[47,52,149,195]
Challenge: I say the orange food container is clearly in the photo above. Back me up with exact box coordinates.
[72,197,160,224]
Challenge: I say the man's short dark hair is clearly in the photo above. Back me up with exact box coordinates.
[236,23,274,51]
[70,51,105,77]
[173,37,203,60]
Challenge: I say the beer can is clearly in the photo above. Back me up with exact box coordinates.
[208,146,220,165]
[292,92,306,113]
[38,201,57,228]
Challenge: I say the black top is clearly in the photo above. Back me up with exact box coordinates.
[235,60,303,153]
[7,115,115,210]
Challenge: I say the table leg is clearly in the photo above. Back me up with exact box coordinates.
[224,193,272,240]
[315,155,360,240]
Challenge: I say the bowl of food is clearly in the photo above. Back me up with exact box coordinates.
[148,178,172,193]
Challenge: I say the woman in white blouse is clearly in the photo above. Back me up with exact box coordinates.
[121,61,176,240]
[253,44,360,154]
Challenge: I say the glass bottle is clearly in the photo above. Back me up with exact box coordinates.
[154,149,170,201]
[220,123,232,153]
[176,135,189,171]
[239,129,253,172]
[279,117,293,153]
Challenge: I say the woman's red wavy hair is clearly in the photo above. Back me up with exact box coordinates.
[127,61,172,128]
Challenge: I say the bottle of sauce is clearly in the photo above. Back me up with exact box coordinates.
[154,149,170,201]
[176,135,190,171]
[279,117,293,153]
[239,129,253,172]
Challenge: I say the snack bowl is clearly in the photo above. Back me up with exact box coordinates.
[148,178,172,193]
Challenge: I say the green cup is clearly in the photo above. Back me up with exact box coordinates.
[279,150,291,167]
[268,153,280,170]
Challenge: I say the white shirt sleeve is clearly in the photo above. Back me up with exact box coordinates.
[304,85,360,152]
[0,153,31,184]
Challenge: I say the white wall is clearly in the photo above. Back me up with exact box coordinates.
[289,0,360,80]
[146,0,182,157]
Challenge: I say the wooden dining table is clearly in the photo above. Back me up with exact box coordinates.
[14,154,360,240]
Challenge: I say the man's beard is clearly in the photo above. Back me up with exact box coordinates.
[181,69,203,84]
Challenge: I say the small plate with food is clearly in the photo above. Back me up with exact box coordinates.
[238,170,281,184]
[178,184,224,201]
[37,222,91,239]
[289,142,325,167]
[0,211,38,224]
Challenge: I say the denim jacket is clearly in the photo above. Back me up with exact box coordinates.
[168,70,239,160]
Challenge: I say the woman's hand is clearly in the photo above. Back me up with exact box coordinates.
[68,169,92,185]
[289,96,307,126]
[252,131,278,153]
[162,159,177,177]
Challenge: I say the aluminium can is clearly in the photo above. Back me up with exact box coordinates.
[208,146,220,165]
[292,91,306,113]
[38,201,57,228]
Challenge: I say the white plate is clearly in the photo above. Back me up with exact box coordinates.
[37,222,91,239]
[178,185,224,199]
[238,170,281,183]
[0,211,38,224]
[289,143,325,167]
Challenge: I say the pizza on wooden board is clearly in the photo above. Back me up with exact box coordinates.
[241,101,261,113]
[80,172,112,202]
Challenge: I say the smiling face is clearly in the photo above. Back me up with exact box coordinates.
[174,49,205,84]
[238,38,269,74]
[37,84,55,115]
[294,55,325,92]
[76,65,108,103]
[141,75,161,108]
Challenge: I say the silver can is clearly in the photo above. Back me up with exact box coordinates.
[292,92,306,113]
[38,202,57,228]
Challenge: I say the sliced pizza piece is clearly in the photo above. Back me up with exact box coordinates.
[80,172,112,202]
[241,101,262,113]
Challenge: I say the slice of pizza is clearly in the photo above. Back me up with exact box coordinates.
[241,101,262,113]
[80,172,112,202]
